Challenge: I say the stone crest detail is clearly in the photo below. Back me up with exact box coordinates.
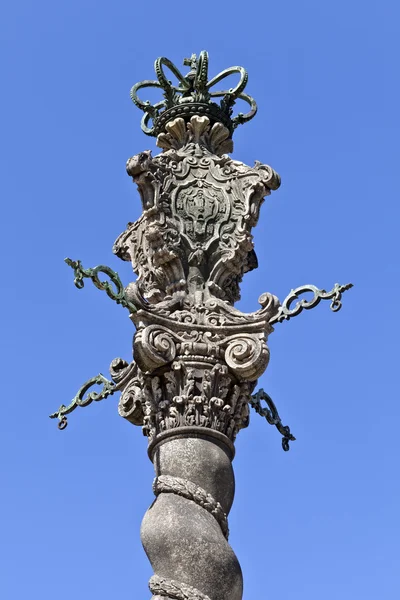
[112,115,280,443]
[113,116,280,306]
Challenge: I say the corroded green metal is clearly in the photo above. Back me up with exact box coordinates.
[50,268,352,443]
[130,50,257,136]
[250,389,296,451]
[50,50,354,600]
[49,374,116,430]
[65,258,137,313]
[271,282,353,324]
[48,259,137,429]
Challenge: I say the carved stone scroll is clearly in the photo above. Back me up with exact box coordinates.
[50,51,352,600]
[112,103,281,599]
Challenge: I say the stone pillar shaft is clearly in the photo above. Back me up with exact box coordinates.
[142,429,240,600]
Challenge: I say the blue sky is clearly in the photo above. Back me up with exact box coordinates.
[1,1,399,598]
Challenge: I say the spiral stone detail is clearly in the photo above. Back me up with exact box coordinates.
[153,475,229,539]
[141,430,243,600]
[117,378,143,425]
[149,575,212,600]
[134,325,177,371]
[51,48,352,600]
[224,334,269,380]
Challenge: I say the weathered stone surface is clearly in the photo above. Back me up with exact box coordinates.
[116,53,281,599]
[142,431,242,600]
[114,116,280,306]
[114,110,280,599]
[114,115,280,447]
[49,51,352,600]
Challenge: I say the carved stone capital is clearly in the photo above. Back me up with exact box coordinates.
[224,333,269,381]
[118,358,255,443]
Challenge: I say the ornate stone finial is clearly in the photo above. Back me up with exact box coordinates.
[130,50,257,137]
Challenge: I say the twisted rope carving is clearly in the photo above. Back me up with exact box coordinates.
[153,475,229,539]
[149,575,212,600]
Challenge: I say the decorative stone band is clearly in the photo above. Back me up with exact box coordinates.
[153,475,229,539]
[134,324,270,381]
[148,427,236,462]
[149,575,212,600]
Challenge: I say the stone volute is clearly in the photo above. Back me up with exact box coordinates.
[50,50,352,600]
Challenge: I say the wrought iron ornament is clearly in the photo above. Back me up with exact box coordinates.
[51,51,353,600]
[65,258,137,313]
[49,374,116,430]
[130,50,257,136]
[271,282,354,324]
[250,388,296,451]
[49,358,135,429]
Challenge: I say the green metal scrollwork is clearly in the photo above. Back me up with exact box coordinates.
[270,282,353,325]
[250,389,296,451]
[130,50,257,136]
[49,374,116,430]
[65,258,137,313]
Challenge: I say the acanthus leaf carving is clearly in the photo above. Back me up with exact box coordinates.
[118,355,256,443]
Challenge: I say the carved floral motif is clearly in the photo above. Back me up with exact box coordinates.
[113,116,280,306]
[112,116,281,442]
[118,358,255,442]
[49,50,354,600]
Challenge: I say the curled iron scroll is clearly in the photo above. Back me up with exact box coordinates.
[130,51,258,135]
[271,282,353,324]
[49,359,135,430]
[155,56,190,93]
[208,65,248,98]
[250,389,296,451]
[130,80,164,113]
[49,374,116,430]
[65,258,137,313]
[154,52,210,95]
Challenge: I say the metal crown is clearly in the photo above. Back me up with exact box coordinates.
[130,51,257,137]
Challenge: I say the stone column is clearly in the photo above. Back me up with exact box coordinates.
[49,50,352,600]
[114,89,280,597]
